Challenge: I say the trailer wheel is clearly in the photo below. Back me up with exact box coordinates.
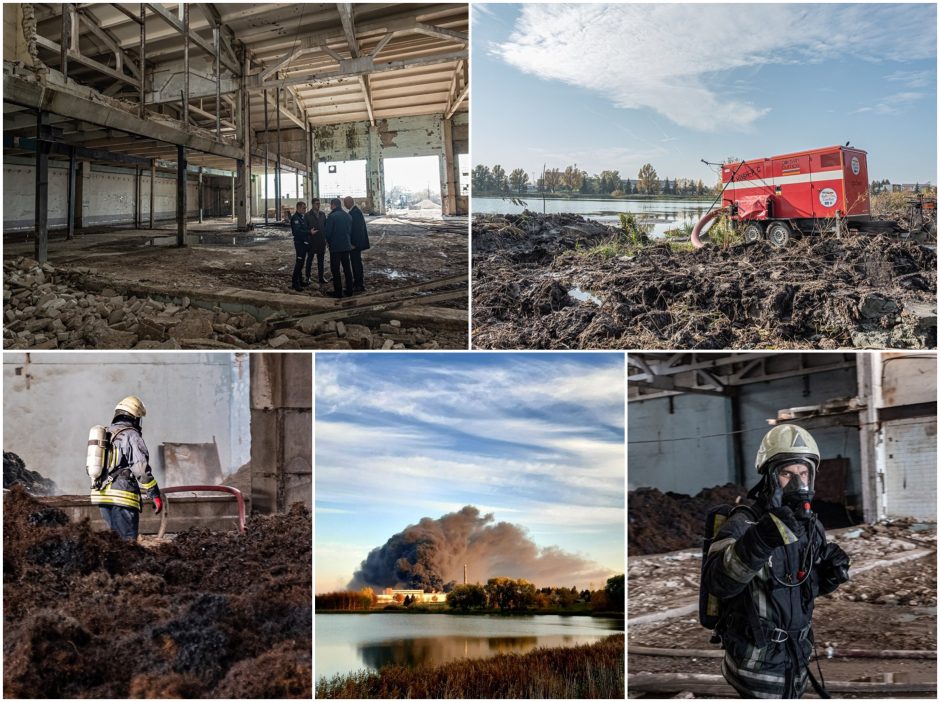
[766,221,791,247]
[742,223,763,243]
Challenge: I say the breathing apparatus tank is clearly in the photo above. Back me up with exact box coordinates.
[86,425,109,488]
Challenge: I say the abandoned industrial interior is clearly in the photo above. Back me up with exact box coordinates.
[3,3,469,350]
[627,352,937,698]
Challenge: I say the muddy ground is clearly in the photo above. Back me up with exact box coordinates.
[3,216,468,350]
[628,520,936,698]
[472,212,936,350]
[3,486,311,698]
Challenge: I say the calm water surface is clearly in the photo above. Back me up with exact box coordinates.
[315,613,623,679]
[473,196,714,236]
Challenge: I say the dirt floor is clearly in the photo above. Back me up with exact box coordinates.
[472,212,936,350]
[3,486,312,698]
[628,519,937,698]
[3,216,468,350]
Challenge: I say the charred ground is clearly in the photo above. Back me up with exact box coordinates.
[3,486,311,698]
[472,212,936,350]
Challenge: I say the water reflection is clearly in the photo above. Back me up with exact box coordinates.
[316,614,623,679]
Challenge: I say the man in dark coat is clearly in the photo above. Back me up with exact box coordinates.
[343,195,371,292]
[324,197,354,298]
[702,425,850,698]
[289,201,309,291]
[304,197,328,286]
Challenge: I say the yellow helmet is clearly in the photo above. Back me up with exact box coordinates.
[755,425,819,474]
[114,395,146,419]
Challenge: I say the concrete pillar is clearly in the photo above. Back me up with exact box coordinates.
[176,144,187,246]
[857,353,882,522]
[441,116,458,216]
[74,160,91,229]
[34,111,50,263]
[249,354,312,514]
[230,172,235,219]
[236,160,248,230]
[197,167,203,223]
[149,160,155,228]
[366,124,385,215]
[66,147,77,240]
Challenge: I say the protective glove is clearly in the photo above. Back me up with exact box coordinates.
[153,496,164,515]
[819,542,850,584]
[734,506,803,569]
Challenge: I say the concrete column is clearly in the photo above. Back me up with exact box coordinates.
[135,166,142,228]
[249,354,312,514]
[74,160,91,229]
[236,159,248,229]
[34,111,50,263]
[442,116,458,216]
[197,167,204,223]
[857,353,882,522]
[149,160,155,228]
[176,144,187,246]
[66,147,77,240]
[231,172,235,219]
[366,124,385,215]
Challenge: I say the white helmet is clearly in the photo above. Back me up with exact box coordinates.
[114,395,146,419]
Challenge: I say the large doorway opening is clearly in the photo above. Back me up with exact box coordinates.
[317,160,367,201]
[383,155,441,218]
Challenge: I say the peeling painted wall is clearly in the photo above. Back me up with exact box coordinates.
[3,161,201,230]
[2,353,251,495]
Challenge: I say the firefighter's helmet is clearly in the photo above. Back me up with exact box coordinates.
[114,395,146,419]
[755,425,819,474]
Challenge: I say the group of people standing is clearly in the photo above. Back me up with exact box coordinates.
[289,196,370,298]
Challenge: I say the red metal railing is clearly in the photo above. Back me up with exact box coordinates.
[156,484,246,537]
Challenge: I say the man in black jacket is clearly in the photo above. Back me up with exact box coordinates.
[343,195,371,292]
[304,198,327,286]
[702,425,850,698]
[289,201,309,291]
[324,197,354,298]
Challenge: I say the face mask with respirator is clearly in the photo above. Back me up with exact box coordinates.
[767,460,816,519]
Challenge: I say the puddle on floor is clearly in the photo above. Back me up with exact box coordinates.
[569,286,602,306]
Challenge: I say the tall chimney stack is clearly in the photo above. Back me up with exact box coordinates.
[464,563,468,585]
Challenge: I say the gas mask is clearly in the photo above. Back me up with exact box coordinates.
[768,460,816,518]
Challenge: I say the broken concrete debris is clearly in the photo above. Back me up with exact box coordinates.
[3,258,444,350]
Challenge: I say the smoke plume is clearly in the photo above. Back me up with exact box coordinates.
[348,506,614,591]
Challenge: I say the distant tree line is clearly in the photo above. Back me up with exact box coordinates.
[446,574,625,613]
[316,590,375,611]
[472,162,712,197]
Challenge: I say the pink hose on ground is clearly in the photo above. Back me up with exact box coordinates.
[691,208,723,249]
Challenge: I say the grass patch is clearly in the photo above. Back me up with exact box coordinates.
[316,633,624,699]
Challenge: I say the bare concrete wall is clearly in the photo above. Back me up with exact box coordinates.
[4,161,201,230]
[249,353,312,513]
[2,352,250,494]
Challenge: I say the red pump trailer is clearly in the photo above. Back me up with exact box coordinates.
[719,145,870,246]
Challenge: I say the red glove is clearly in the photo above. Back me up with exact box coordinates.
[153,496,164,514]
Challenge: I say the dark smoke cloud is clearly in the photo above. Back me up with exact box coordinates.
[348,506,614,591]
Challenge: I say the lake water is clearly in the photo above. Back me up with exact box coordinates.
[472,196,715,236]
[315,613,623,679]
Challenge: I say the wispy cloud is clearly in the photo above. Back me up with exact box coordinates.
[488,3,936,132]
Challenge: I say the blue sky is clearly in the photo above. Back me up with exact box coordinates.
[473,3,937,184]
[315,353,625,593]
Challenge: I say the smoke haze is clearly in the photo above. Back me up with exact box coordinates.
[349,506,614,591]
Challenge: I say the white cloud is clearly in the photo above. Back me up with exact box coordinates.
[490,3,936,132]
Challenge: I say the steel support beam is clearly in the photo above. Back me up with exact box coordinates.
[34,112,50,263]
[182,4,190,126]
[144,2,239,74]
[66,147,77,240]
[263,89,269,224]
[149,160,156,228]
[214,26,221,139]
[275,87,281,221]
[139,5,146,117]
[176,144,187,246]
[135,165,142,228]
[197,167,204,222]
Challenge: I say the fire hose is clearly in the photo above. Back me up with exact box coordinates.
[155,485,246,538]
[691,207,726,249]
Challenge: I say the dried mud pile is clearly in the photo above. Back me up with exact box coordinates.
[472,213,937,350]
[3,486,311,698]
[3,452,57,495]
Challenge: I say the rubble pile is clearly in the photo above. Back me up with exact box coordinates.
[3,486,311,698]
[629,484,748,555]
[472,213,937,350]
[3,258,448,350]
[3,452,58,495]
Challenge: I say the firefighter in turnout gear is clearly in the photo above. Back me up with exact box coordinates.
[89,396,164,540]
[702,425,851,698]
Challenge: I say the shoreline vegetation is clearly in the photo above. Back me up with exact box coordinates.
[316,606,625,617]
[316,633,625,699]
[473,191,715,202]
